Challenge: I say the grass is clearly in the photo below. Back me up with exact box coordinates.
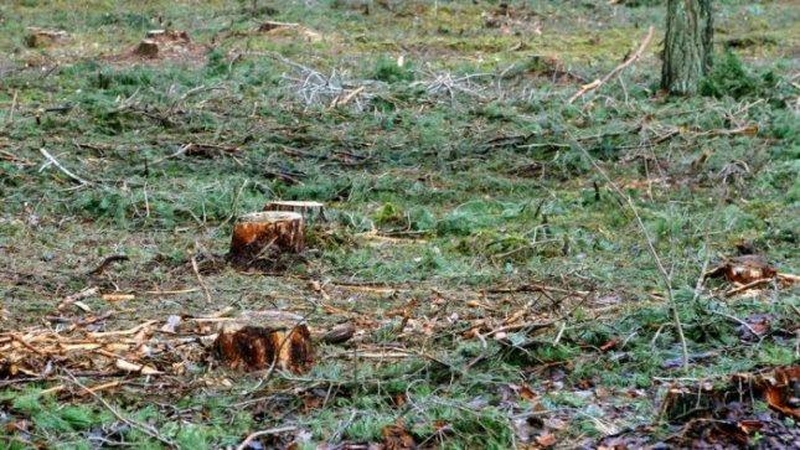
[1,0,799,448]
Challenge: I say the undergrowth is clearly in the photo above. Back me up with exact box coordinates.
[1,0,798,448]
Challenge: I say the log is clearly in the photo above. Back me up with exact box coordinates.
[213,325,313,373]
[320,323,355,345]
[228,211,304,265]
[264,201,326,224]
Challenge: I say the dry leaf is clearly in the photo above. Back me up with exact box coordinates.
[161,315,182,333]
[536,432,557,447]
[381,423,415,450]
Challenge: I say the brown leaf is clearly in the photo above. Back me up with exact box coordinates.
[599,338,620,352]
[706,255,777,285]
[519,384,537,401]
[381,423,415,450]
[747,365,800,420]
[535,432,557,447]
[737,420,763,434]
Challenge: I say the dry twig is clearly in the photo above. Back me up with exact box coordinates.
[62,371,177,447]
[39,148,91,186]
[568,26,655,104]
[572,137,689,371]
[191,250,213,304]
[235,426,298,450]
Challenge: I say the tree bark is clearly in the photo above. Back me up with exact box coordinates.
[228,211,304,266]
[661,0,713,95]
[264,200,326,224]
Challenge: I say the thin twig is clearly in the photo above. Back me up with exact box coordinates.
[708,310,759,340]
[62,371,177,448]
[235,424,297,450]
[39,148,90,186]
[724,278,773,297]
[150,142,193,166]
[569,26,654,104]
[572,137,689,371]
[190,251,212,304]
[692,240,711,302]
[5,90,17,126]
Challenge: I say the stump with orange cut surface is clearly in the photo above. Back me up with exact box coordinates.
[228,211,304,267]
[213,324,313,373]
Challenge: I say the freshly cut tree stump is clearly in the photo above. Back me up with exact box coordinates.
[264,201,326,224]
[213,324,313,373]
[134,39,159,58]
[228,211,304,265]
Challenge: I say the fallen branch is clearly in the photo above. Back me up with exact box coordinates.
[63,371,177,448]
[724,278,773,297]
[39,148,91,186]
[235,426,297,450]
[149,143,193,166]
[87,255,129,276]
[5,90,17,126]
[88,320,157,338]
[58,286,99,310]
[568,26,654,104]
[571,136,689,371]
[191,251,212,304]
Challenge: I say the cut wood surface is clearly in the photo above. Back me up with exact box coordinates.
[264,200,326,223]
[213,324,313,373]
[229,211,304,265]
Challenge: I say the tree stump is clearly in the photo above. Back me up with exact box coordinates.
[228,211,304,266]
[213,324,313,373]
[264,201,326,224]
[25,28,68,48]
[145,29,191,44]
[134,39,159,58]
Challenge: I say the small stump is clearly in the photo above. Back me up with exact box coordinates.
[134,39,159,58]
[264,200,326,224]
[25,28,68,48]
[213,324,313,373]
[229,211,304,267]
[145,29,191,44]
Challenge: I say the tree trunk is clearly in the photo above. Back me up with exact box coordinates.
[661,0,713,95]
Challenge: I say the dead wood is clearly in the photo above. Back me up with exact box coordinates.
[320,323,355,345]
[212,325,313,373]
[568,26,655,104]
[87,255,129,276]
[264,200,326,223]
[25,27,68,48]
[228,211,305,267]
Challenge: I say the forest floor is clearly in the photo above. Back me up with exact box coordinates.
[1,1,798,448]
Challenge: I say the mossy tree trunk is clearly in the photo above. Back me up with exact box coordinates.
[661,0,713,95]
